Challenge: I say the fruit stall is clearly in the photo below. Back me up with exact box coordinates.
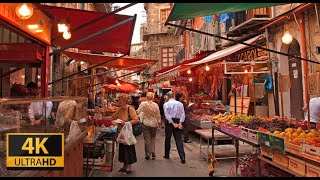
[209,112,320,177]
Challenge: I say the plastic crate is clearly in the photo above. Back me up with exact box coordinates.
[288,156,306,176]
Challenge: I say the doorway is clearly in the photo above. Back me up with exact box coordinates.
[288,39,304,119]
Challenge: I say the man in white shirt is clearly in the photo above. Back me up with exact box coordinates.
[27,82,53,126]
[163,91,186,164]
[302,97,320,128]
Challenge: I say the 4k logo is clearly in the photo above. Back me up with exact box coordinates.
[6,133,64,170]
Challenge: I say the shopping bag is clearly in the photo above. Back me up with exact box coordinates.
[116,122,137,145]
[66,121,82,143]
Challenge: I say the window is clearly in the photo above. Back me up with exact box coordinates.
[161,47,175,68]
[160,9,171,26]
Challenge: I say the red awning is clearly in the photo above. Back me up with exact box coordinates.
[154,54,207,76]
[39,4,136,54]
[62,51,158,71]
[103,76,140,93]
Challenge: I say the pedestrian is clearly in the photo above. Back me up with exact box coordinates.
[138,92,147,105]
[26,82,53,126]
[301,97,320,128]
[163,91,186,164]
[112,93,139,174]
[159,94,166,128]
[136,92,161,160]
[176,93,192,143]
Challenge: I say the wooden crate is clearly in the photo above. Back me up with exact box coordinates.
[288,156,306,176]
[272,152,289,168]
[248,129,258,143]
[260,147,273,159]
[285,142,303,156]
[303,144,320,157]
[306,162,320,177]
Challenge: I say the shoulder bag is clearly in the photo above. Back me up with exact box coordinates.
[128,106,142,136]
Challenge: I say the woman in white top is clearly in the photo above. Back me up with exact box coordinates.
[136,92,161,160]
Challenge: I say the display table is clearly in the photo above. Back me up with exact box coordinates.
[212,125,261,177]
[195,129,232,161]
[189,119,213,129]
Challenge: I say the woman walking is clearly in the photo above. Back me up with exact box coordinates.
[112,94,139,174]
[137,92,161,160]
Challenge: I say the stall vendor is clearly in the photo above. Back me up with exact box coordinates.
[54,99,87,132]
[302,97,320,129]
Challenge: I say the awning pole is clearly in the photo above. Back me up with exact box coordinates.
[49,54,127,85]
[75,69,141,91]
[0,67,23,78]
[50,16,135,56]
[165,22,320,65]
[51,3,137,42]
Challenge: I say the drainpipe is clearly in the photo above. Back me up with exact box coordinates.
[299,12,310,131]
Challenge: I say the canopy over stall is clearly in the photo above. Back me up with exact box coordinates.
[39,4,136,54]
[103,76,140,93]
[185,35,263,66]
[154,54,208,78]
[166,3,286,22]
[62,51,158,71]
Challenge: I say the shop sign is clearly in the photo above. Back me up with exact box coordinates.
[170,77,192,84]
[235,45,268,61]
[6,133,64,170]
[0,3,51,45]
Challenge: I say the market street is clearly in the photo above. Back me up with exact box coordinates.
[94,128,254,177]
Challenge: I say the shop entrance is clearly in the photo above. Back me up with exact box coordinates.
[288,39,304,119]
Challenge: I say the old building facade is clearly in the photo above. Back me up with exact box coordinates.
[142,3,181,74]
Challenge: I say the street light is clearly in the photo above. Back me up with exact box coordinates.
[282,30,293,44]
[16,3,33,20]
[63,31,72,40]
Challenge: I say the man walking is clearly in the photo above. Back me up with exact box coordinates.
[163,91,186,164]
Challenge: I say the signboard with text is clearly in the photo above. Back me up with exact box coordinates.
[6,133,64,170]
[235,45,268,61]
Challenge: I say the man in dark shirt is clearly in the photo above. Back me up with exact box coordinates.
[176,93,191,143]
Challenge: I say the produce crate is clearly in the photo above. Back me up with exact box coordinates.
[233,126,242,137]
[272,152,289,168]
[258,132,270,147]
[285,142,303,156]
[241,127,249,139]
[303,144,320,157]
[260,147,273,159]
[288,156,306,176]
[306,162,320,177]
[220,123,228,132]
[248,129,258,143]
[269,135,285,154]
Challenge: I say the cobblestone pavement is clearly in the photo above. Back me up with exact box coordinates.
[92,128,254,177]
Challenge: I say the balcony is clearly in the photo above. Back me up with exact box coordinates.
[225,7,272,37]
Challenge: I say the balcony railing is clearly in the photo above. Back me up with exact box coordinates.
[234,7,271,27]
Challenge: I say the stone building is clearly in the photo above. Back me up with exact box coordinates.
[142,3,181,74]
[263,3,320,119]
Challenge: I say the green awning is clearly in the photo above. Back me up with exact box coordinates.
[167,3,287,22]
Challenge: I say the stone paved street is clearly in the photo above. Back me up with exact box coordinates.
[92,128,254,177]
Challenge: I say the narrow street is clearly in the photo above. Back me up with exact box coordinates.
[94,128,254,177]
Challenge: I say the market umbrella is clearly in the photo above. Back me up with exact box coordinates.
[118,84,139,93]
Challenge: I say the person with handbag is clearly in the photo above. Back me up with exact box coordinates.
[112,93,139,174]
[136,92,161,160]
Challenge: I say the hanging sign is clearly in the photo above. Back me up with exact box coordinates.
[235,45,268,61]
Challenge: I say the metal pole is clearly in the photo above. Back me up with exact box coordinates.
[51,3,138,42]
[50,16,135,56]
[49,54,127,85]
[166,22,320,65]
